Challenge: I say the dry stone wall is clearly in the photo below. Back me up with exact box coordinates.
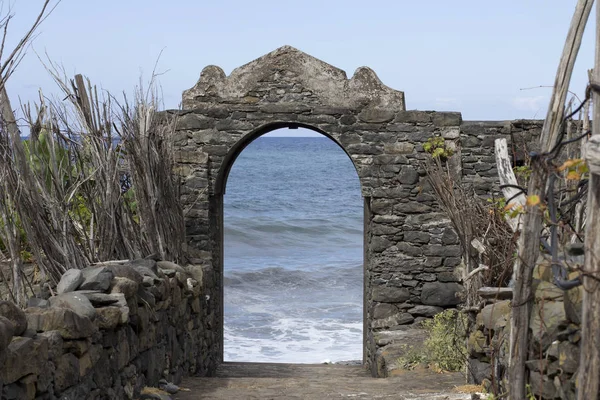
[461,120,542,195]
[0,259,218,399]
[467,251,584,399]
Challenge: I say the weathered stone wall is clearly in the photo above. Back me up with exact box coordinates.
[173,46,470,376]
[461,120,542,195]
[467,253,583,399]
[0,259,218,399]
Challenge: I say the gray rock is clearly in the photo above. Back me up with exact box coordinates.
[358,108,395,123]
[529,370,557,399]
[407,305,443,317]
[438,272,460,283]
[372,287,410,303]
[0,315,15,352]
[530,301,567,349]
[137,288,156,308]
[372,303,398,319]
[185,265,204,285]
[80,266,114,292]
[0,300,27,336]
[110,276,139,298]
[49,292,97,320]
[441,228,459,245]
[0,336,48,385]
[128,258,158,273]
[398,166,419,185]
[135,265,161,283]
[77,290,120,306]
[54,353,79,393]
[403,231,430,244]
[468,358,491,384]
[420,282,463,306]
[371,236,392,253]
[27,297,49,308]
[104,264,143,284]
[159,380,180,394]
[157,261,186,274]
[371,312,414,329]
[556,341,579,374]
[38,330,63,362]
[57,269,84,294]
[478,300,511,331]
[96,306,126,329]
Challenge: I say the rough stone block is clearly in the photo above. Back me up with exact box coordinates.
[358,108,395,123]
[80,267,114,292]
[372,303,398,319]
[407,305,443,317]
[57,269,84,294]
[55,353,80,393]
[371,312,414,329]
[383,142,414,154]
[420,282,463,306]
[432,112,461,126]
[0,301,27,336]
[49,292,97,321]
[25,307,96,339]
[530,301,567,349]
[478,300,511,330]
[0,336,48,384]
[175,114,214,130]
[0,316,14,355]
[398,166,419,184]
[394,110,432,123]
[372,286,410,303]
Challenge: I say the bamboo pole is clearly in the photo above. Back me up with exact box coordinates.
[577,2,600,395]
[508,1,593,399]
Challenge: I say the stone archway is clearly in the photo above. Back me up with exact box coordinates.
[173,46,463,376]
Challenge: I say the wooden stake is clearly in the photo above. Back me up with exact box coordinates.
[508,1,593,399]
[577,1,600,396]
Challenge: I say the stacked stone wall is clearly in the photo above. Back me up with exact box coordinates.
[467,253,583,399]
[461,120,542,195]
[0,259,218,399]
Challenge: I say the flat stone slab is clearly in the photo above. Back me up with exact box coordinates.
[173,363,471,400]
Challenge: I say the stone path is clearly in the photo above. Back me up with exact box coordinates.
[173,362,474,399]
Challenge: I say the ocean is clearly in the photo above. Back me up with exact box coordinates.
[223,135,364,363]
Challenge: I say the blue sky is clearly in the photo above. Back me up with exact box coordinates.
[4,1,597,136]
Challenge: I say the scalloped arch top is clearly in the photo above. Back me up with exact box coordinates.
[182,46,405,111]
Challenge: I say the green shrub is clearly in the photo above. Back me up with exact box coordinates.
[423,136,454,160]
[396,309,468,372]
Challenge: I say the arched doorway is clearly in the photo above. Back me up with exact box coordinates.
[221,125,364,363]
[174,46,464,376]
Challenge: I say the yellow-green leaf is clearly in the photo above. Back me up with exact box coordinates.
[566,171,581,180]
[558,158,583,172]
[526,195,540,206]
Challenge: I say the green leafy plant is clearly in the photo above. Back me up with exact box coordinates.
[423,136,454,160]
[513,165,532,182]
[396,309,468,372]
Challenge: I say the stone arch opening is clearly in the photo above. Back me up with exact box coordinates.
[174,45,464,376]
[215,122,359,195]
[220,124,365,363]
